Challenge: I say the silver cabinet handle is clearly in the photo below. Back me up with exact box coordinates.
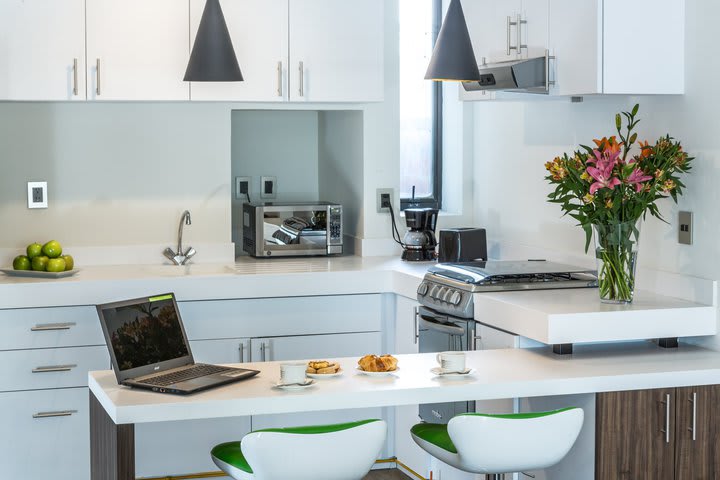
[413,307,419,345]
[33,410,77,419]
[517,14,527,54]
[238,342,245,363]
[298,61,304,97]
[689,392,697,441]
[660,393,671,443]
[506,16,512,55]
[32,364,77,373]
[72,58,78,96]
[96,58,101,96]
[31,322,76,332]
[277,61,283,97]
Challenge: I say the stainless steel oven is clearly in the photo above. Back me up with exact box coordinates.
[417,306,476,424]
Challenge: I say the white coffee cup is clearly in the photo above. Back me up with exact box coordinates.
[436,351,466,372]
[280,362,307,384]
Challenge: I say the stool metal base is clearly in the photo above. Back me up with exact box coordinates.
[486,475,505,480]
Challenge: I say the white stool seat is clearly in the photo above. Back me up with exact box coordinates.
[411,408,583,475]
[212,419,387,480]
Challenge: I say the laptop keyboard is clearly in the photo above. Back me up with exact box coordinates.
[141,364,234,387]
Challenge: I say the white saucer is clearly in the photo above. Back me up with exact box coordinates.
[307,369,343,379]
[430,367,475,378]
[273,379,315,390]
[356,367,399,377]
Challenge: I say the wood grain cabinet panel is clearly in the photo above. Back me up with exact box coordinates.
[596,388,675,480]
[597,385,720,480]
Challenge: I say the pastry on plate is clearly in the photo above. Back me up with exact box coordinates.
[306,360,341,374]
[358,354,398,372]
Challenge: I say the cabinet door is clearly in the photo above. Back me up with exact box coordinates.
[0,388,89,480]
[190,338,250,364]
[520,0,548,59]
[0,0,85,100]
[596,389,675,480]
[250,331,382,362]
[288,0,384,102]
[675,385,720,480]
[190,0,288,101]
[462,0,521,64]
[86,0,190,100]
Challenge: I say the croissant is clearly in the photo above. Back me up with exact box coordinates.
[358,354,398,372]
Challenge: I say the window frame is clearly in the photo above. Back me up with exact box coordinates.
[400,0,443,211]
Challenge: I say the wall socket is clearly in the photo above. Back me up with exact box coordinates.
[376,188,394,213]
[260,176,277,199]
[679,211,693,245]
[235,176,251,201]
[27,181,48,209]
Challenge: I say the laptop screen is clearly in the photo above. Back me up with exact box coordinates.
[97,293,193,382]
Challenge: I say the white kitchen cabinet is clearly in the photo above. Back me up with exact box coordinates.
[85,0,190,100]
[191,0,384,102]
[0,0,86,101]
[189,0,289,102]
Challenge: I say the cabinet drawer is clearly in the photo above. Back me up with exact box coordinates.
[180,294,382,340]
[0,306,105,350]
[0,346,109,392]
[0,388,89,480]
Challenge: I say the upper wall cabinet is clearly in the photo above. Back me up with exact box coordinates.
[86,0,190,101]
[190,0,384,103]
[0,0,86,101]
[460,0,684,100]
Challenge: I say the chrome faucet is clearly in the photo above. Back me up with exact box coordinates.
[163,210,196,265]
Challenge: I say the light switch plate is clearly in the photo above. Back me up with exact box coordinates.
[679,211,693,245]
[235,176,251,201]
[27,181,48,209]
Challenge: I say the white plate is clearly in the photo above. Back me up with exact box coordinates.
[430,367,475,378]
[0,268,79,279]
[355,367,399,377]
[273,379,315,390]
[307,369,343,379]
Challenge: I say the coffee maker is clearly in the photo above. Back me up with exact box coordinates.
[401,208,439,261]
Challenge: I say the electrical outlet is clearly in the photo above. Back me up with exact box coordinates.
[679,211,693,245]
[235,176,251,201]
[377,188,394,213]
[260,176,277,199]
[27,181,48,209]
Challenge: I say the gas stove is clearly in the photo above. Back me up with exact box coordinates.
[417,260,598,318]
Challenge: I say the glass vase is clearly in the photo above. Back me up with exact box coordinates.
[592,219,642,304]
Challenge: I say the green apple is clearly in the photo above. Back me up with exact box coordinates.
[46,258,66,273]
[61,254,74,271]
[26,242,42,259]
[42,240,62,258]
[13,255,31,271]
[31,255,49,271]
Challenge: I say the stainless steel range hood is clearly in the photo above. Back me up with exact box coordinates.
[462,54,551,94]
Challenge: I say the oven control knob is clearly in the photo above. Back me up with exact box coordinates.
[450,291,463,306]
[417,282,429,296]
[437,287,448,301]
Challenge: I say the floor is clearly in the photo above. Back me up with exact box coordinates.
[363,468,413,480]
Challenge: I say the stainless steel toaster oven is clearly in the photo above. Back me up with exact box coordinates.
[242,202,343,257]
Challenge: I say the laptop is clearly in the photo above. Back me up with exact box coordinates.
[97,293,259,395]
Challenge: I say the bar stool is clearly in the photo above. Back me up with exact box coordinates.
[211,419,387,480]
[411,408,583,480]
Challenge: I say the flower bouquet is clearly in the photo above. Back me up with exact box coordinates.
[544,105,693,303]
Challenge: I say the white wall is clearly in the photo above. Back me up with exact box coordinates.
[470,0,720,343]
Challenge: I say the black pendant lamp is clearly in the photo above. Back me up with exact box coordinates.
[184,0,243,82]
[424,0,480,82]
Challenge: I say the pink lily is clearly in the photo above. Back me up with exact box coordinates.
[587,147,622,166]
[587,158,621,194]
[626,168,653,193]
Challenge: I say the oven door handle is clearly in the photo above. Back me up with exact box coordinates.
[419,316,467,336]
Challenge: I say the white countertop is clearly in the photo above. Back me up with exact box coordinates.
[89,342,720,424]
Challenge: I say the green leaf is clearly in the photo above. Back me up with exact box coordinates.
[632,104,639,116]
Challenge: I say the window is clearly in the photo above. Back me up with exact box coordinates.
[399,0,442,210]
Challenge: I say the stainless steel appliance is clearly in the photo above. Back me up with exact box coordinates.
[401,207,438,262]
[461,51,554,94]
[437,228,487,263]
[416,260,597,423]
[242,202,343,257]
